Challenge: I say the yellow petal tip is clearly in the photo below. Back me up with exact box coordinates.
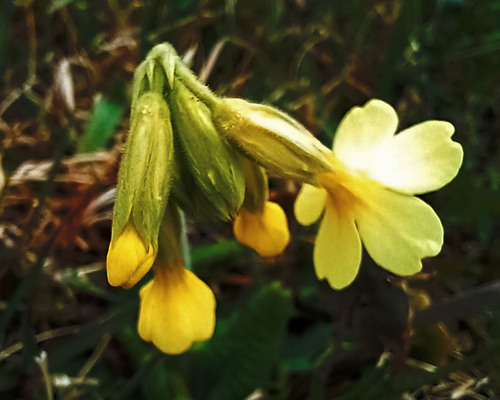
[233,201,290,257]
[137,264,216,354]
[106,223,156,288]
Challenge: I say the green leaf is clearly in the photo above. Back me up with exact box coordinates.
[78,96,123,153]
[191,240,250,278]
[116,327,192,400]
[48,307,133,371]
[191,282,292,400]
[47,0,78,14]
[282,323,333,372]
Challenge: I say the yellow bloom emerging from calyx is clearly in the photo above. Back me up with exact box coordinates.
[233,158,290,257]
[295,99,463,289]
[106,92,173,288]
[136,202,216,354]
[138,261,216,354]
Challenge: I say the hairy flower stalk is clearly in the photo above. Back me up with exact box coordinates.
[294,99,463,289]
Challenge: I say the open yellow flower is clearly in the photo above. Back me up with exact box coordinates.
[138,260,216,354]
[294,99,463,289]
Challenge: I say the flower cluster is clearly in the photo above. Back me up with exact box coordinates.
[106,43,463,354]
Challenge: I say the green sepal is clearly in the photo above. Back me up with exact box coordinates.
[171,143,232,221]
[212,98,333,184]
[112,92,174,246]
[168,81,245,221]
[191,282,293,400]
[132,44,177,105]
[146,43,177,90]
[131,61,150,107]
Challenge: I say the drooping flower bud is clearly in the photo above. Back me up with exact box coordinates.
[137,201,216,354]
[107,92,174,288]
[233,201,290,258]
[168,81,245,221]
[106,223,156,289]
[138,261,216,354]
[233,158,290,257]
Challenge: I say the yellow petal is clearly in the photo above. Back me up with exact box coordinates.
[355,186,443,276]
[233,201,290,257]
[364,121,463,194]
[333,99,398,171]
[137,263,216,354]
[294,184,327,226]
[313,202,362,289]
[106,223,156,288]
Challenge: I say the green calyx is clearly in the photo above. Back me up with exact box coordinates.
[112,92,174,247]
[118,42,333,235]
[168,81,245,221]
[211,98,333,184]
[131,43,245,222]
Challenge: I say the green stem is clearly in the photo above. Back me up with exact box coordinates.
[174,60,220,109]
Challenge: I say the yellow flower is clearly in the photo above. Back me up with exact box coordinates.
[233,157,290,257]
[137,261,216,354]
[106,223,156,289]
[294,99,463,289]
[234,201,290,257]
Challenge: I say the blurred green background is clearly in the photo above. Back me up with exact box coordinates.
[1,0,500,399]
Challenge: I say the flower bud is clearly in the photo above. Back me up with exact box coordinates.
[170,153,225,221]
[137,202,216,354]
[106,223,156,288]
[233,201,290,257]
[211,98,333,184]
[138,261,216,354]
[169,81,245,221]
[110,92,174,268]
[232,158,290,257]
